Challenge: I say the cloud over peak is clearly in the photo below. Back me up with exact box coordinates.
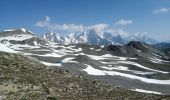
[35,16,85,33]
[35,16,129,37]
[87,24,110,33]
[115,19,133,26]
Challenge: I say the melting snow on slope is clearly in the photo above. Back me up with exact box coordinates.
[86,54,114,60]
[117,61,169,74]
[0,34,34,41]
[62,57,78,63]
[132,71,156,75]
[101,60,169,74]
[90,48,94,50]
[34,41,38,46]
[39,52,63,58]
[101,65,129,71]
[0,44,17,53]
[95,49,101,51]
[10,44,40,50]
[83,64,105,75]
[101,65,156,75]
[69,48,83,52]
[149,57,169,64]
[86,54,136,61]
[40,61,62,66]
[83,64,170,85]
[131,88,162,94]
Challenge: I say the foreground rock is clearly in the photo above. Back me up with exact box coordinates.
[0,52,170,100]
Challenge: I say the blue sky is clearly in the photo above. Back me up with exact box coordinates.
[0,0,170,41]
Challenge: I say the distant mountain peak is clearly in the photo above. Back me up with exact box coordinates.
[43,29,127,46]
[127,34,158,44]
[127,41,142,46]
[1,28,158,46]
[19,28,27,32]
[3,28,34,35]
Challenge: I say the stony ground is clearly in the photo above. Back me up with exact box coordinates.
[0,52,170,100]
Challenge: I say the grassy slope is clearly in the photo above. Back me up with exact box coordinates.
[0,52,170,100]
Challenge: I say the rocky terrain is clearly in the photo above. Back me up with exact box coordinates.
[0,28,170,99]
[0,52,170,100]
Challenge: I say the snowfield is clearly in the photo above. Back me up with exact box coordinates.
[83,64,170,85]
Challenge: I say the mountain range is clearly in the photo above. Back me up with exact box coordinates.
[43,28,158,46]
[0,28,170,98]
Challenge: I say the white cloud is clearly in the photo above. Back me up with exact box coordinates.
[35,16,50,27]
[35,16,128,37]
[134,32,148,37]
[53,24,85,33]
[87,24,129,37]
[115,19,133,26]
[45,16,50,22]
[87,24,110,33]
[153,8,170,14]
[116,29,129,37]
[35,16,85,33]
[36,17,111,33]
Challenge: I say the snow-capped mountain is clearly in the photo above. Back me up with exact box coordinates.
[127,33,158,44]
[43,29,157,46]
[43,32,78,45]
[0,28,49,51]
[43,29,126,46]
[0,27,158,48]
[0,28,170,95]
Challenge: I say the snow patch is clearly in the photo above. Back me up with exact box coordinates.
[9,44,40,50]
[0,34,34,41]
[133,71,156,75]
[86,54,131,61]
[83,64,106,75]
[131,88,162,94]
[0,44,17,53]
[83,64,170,85]
[149,57,169,64]
[34,41,38,46]
[101,45,104,48]
[90,48,94,50]
[117,61,169,74]
[101,65,129,71]
[95,49,101,51]
[20,28,27,32]
[39,52,63,58]
[62,57,78,63]
[40,61,62,66]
